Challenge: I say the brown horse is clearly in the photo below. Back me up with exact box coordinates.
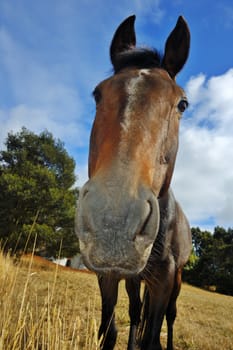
[76,15,192,350]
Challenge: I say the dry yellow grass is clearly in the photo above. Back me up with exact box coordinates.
[0,252,232,349]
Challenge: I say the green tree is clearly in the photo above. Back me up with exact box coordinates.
[213,227,233,295]
[0,127,79,257]
[184,226,233,295]
[184,227,215,286]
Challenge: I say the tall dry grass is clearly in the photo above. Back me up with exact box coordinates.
[0,250,233,349]
[0,251,100,350]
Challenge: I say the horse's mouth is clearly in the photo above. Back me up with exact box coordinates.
[81,253,145,278]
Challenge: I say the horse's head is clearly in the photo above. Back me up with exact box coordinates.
[76,15,190,276]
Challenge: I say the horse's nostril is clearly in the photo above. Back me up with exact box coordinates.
[147,200,153,216]
[132,200,153,240]
[139,200,153,235]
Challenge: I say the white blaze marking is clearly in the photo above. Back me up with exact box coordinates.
[118,69,151,170]
[121,69,150,132]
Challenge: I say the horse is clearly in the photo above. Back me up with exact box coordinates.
[76,15,192,350]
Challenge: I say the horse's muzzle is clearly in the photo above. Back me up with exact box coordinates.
[75,179,160,276]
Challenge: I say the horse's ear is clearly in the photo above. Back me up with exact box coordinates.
[110,15,136,68]
[162,16,190,79]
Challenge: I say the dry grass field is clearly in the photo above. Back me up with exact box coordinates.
[0,251,232,350]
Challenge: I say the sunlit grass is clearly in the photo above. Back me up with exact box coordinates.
[0,252,100,350]
[0,251,232,349]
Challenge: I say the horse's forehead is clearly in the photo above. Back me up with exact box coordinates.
[104,68,177,98]
[126,69,151,97]
[121,69,177,111]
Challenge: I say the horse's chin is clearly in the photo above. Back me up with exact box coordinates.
[82,249,146,279]
[84,262,142,279]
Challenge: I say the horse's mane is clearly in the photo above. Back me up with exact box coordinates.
[113,48,163,74]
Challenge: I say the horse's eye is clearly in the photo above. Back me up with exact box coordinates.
[177,99,189,113]
[93,88,102,104]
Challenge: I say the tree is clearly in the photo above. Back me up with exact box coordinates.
[0,127,79,257]
[184,226,233,295]
[212,227,233,295]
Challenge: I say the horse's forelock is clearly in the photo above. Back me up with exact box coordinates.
[113,48,163,74]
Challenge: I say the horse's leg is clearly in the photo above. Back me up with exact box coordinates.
[125,277,142,350]
[98,275,119,350]
[141,267,175,350]
[166,268,182,350]
[140,296,165,350]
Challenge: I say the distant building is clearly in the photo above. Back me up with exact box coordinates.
[53,254,87,270]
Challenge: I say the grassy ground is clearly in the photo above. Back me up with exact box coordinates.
[0,252,232,349]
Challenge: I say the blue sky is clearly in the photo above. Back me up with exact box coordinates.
[0,0,233,231]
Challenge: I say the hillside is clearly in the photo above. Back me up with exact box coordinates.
[0,252,232,350]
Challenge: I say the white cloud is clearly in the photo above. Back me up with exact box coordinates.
[185,73,206,105]
[0,25,90,148]
[0,23,93,191]
[172,69,233,229]
[0,104,89,148]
